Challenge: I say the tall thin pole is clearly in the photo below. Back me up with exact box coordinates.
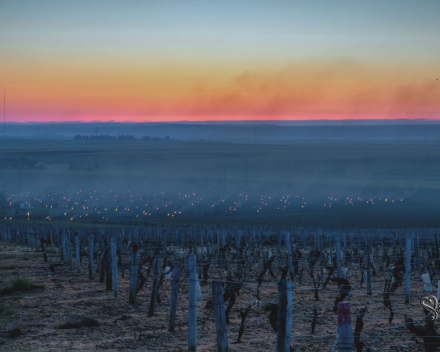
[212,281,229,351]
[148,255,160,316]
[405,233,411,304]
[366,237,372,296]
[188,254,197,351]
[168,261,182,332]
[337,302,353,351]
[276,279,292,351]
[336,234,342,278]
[111,237,118,297]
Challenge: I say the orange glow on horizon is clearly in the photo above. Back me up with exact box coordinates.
[2,59,440,122]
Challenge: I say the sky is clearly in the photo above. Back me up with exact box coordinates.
[0,0,439,122]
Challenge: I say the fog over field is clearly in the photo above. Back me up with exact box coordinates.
[1,121,440,228]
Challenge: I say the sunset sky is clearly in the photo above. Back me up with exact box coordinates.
[1,0,439,122]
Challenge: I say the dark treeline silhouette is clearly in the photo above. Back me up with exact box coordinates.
[73,135,174,141]
[142,136,173,141]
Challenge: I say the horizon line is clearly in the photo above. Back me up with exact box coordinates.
[4,118,440,125]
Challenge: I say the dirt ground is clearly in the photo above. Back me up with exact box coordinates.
[0,241,435,351]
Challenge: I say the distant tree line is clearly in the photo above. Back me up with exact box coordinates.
[73,135,174,141]
[142,135,172,141]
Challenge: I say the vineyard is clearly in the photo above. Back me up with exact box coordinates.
[1,0,438,350]
[2,141,440,351]
[1,224,439,351]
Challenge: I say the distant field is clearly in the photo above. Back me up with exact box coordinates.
[1,140,440,190]
[1,140,440,228]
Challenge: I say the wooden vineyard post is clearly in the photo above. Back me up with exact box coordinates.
[217,230,220,263]
[222,230,226,247]
[247,234,252,265]
[212,280,229,352]
[196,267,203,301]
[163,227,167,248]
[105,237,112,291]
[88,234,94,280]
[62,232,67,262]
[437,233,440,270]
[111,237,118,297]
[337,301,352,351]
[129,242,139,305]
[277,231,281,274]
[148,255,160,317]
[75,233,80,274]
[342,233,347,264]
[415,232,419,272]
[33,232,38,251]
[405,233,411,304]
[366,237,372,296]
[181,229,184,247]
[168,260,182,332]
[276,279,292,352]
[66,233,73,270]
[285,231,294,280]
[99,242,106,283]
[357,233,360,259]
[55,229,60,256]
[336,234,342,278]
[437,280,440,302]
[319,230,324,287]
[329,234,333,265]
[188,254,197,351]
[68,236,74,270]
